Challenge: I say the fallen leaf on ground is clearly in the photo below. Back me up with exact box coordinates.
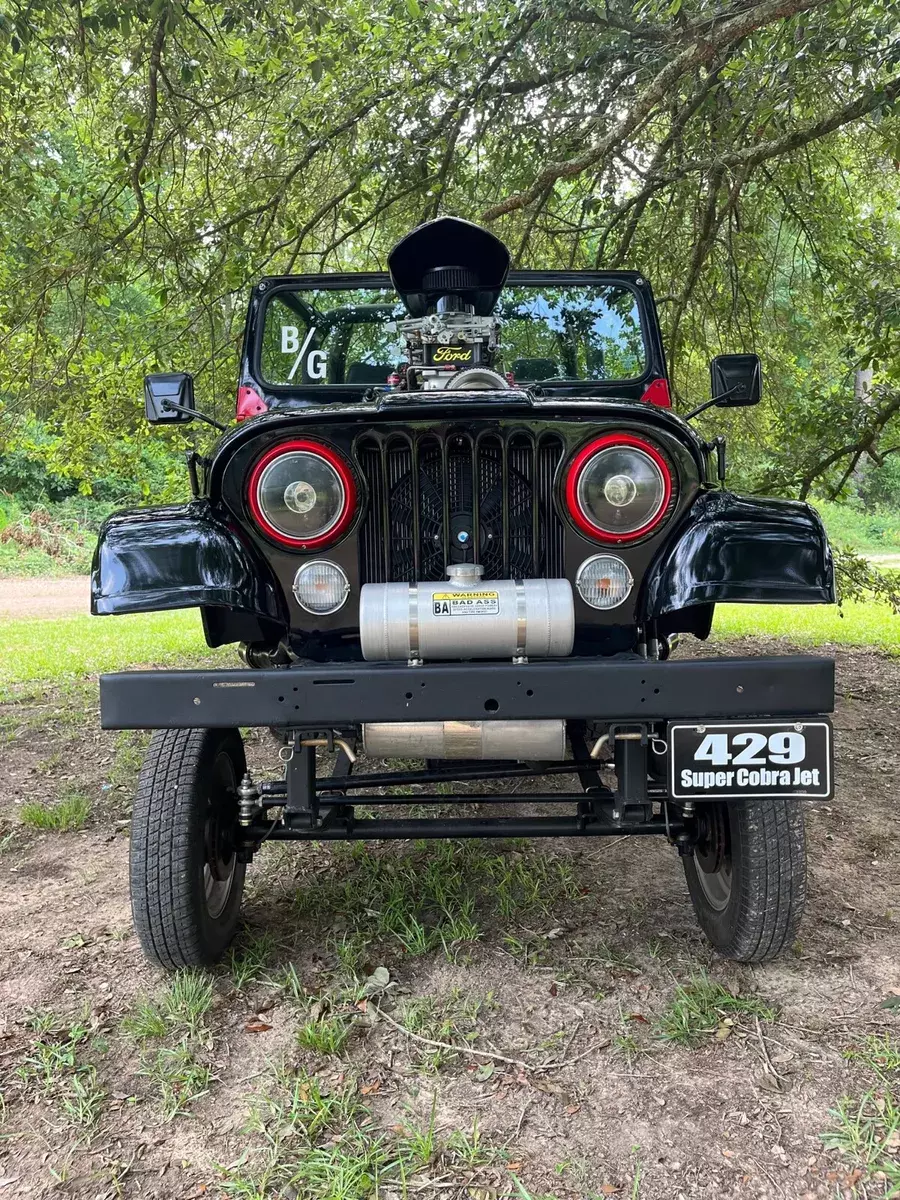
[244,1021,272,1033]
[755,1070,786,1093]
[360,1080,381,1095]
[364,966,391,995]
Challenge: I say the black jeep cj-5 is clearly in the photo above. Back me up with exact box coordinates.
[93,217,835,970]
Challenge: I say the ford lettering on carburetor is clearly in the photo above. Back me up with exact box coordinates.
[92,216,836,969]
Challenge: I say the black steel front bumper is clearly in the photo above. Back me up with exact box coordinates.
[99,654,834,730]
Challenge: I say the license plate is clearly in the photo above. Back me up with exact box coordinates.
[669,720,832,801]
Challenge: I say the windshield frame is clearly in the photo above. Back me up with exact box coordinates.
[244,269,667,404]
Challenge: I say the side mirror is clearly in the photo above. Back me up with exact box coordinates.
[710,353,761,408]
[144,372,196,424]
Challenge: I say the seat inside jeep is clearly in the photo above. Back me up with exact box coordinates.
[347,361,393,384]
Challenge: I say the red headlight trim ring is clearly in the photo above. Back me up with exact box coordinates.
[247,439,357,549]
[565,433,673,543]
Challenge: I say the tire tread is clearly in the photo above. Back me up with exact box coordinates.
[685,796,806,964]
[130,728,244,969]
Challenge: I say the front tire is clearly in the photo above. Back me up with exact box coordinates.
[683,797,807,963]
[130,728,247,969]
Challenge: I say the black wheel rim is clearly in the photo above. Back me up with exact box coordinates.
[694,803,733,912]
[203,749,238,921]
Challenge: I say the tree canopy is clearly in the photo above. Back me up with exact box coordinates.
[0,0,898,503]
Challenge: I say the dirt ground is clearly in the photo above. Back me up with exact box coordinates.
[0,577,88,620]
[0,640,898,1199]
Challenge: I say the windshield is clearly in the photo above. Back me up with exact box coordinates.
[258,281,647,387]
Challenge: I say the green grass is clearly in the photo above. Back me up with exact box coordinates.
[0,610,223,686]
[19,1010,106,1127]
[217,1066,508,1199]
[656,975,776,1047]
[822,1090,900,1192]
[123,971,216,1119]
[227,931,278,990]
[139,1046,212,1121]
[296,1012,353,1056]
[290,838,580,968]
[844,1034,900,1077]
[821,1033,900,1191]
[123,970,215,1045]
[713,600,899,654]
[397,991,487,1072]
[0,590,896,692]
[0,537,92,577]
[20,788,91,831]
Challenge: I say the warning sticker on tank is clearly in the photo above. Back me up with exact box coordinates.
[432,591,500,616]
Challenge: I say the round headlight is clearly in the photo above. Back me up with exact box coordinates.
[565,434,672,543]
[248,440,356,548]
[292,560,350,615]
[576,554,634,609]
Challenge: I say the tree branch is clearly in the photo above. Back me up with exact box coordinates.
[481,0,834,221]
[107,11,168,249]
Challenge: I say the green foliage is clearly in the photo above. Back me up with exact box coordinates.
[0,0,898,500]
[123,970,215,1045]
[0,495,113,575]
[218,1066,507,1198]
[139,1046,212,1121]
[19,1009,106,1127]
[296,1011,353,1056]
[125,971,216,1120]
[816,499,900,553]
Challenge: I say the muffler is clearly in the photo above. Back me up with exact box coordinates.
[362,719,567,760]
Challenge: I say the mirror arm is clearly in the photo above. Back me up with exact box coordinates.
[684,387,739,421]
[685,396,720,421]
[162,400,227,432]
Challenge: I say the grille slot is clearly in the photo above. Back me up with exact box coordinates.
[357,429,565,583]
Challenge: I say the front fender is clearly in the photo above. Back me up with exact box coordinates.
[91,501,287,640]
[642,491,835,617]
